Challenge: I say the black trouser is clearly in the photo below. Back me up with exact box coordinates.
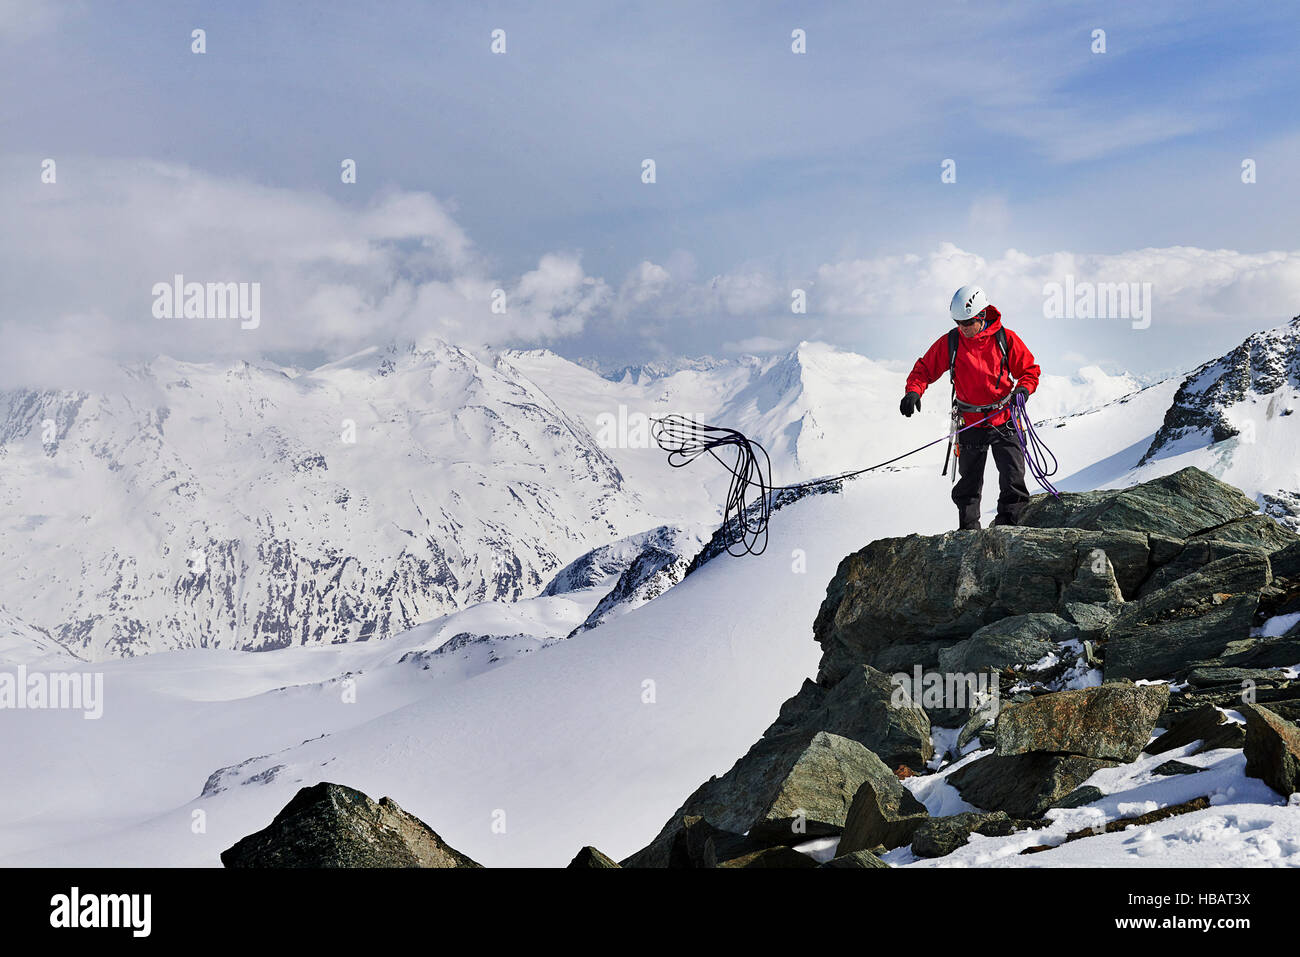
[952,422,1029,530]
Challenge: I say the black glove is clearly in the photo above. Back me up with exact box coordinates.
[1012,386,1030,405]
[900,392,922,417]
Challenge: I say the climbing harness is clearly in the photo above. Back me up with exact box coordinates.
[941,325,1010,480]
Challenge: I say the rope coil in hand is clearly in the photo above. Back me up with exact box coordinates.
[1009,392,1061,497]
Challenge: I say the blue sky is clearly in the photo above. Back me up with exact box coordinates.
[3,0,1299,386]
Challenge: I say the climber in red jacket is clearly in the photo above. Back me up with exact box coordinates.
[900,285,1041,530]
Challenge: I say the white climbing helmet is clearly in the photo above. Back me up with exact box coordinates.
[949,284,989,324]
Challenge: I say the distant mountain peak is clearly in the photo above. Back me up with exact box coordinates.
[1141,314,1300,464]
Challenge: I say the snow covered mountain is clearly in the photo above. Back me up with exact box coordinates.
[601,355,751,385]
[0,341,666,659]
[0,334,1167,663]
[1142,316,1300,462]
[1134,315,1300,531]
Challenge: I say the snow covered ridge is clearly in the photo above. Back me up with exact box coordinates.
[0,340,659,659]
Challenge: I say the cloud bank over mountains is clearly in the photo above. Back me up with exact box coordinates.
[3,159,1298,387]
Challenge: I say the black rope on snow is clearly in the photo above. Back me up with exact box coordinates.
[650,414,776,557]
[650,411,1005,557]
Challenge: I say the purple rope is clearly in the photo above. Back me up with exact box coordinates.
[1009,393,1061,498]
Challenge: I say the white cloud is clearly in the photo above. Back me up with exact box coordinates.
[0,158,607,386]
[805,243,1300,327]
[722,336,789,354]
[4,154,1298,389]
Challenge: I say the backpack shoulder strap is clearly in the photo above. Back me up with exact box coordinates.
[947,327,959,381]
[995,327,1011,387]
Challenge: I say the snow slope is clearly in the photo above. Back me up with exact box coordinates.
[0,469,955,867]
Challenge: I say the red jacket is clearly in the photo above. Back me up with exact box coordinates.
[905,307,1040,427]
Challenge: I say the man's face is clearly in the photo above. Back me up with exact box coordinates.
[956,309,985,338]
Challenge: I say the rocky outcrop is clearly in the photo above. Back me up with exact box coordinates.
[813,527,1149,684]
[220,783,480,868]
[1103,553,1270,680]
[623,467,1300,869]
[1016,466,1260,537]
[568,846,620,868]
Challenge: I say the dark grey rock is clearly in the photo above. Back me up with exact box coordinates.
[1270,540,1300,582]
[766,665,932,770]
[1151,760,1203,776]
[1241,704,1300,797]
[220,782,480,868]
[1144,706,1246,756]
[836,756,930,854]
[1187,515,1298,551]
[1061,601,1119,641]
[911,811,1012,859]
[1214,635,1300,671]
[1139,540,1272,598]
[1060,543,1125,606]
[621,731,886,867]
[668,816,773,868]
[761,678,826,738]
[1148,534,1187,567]
[1186,666,1292,688]
[814,526,1148,684]
[1104,552,1269,680]
[948,753,1117,818]
[568,846,620,868]
[938,613,1078,675]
